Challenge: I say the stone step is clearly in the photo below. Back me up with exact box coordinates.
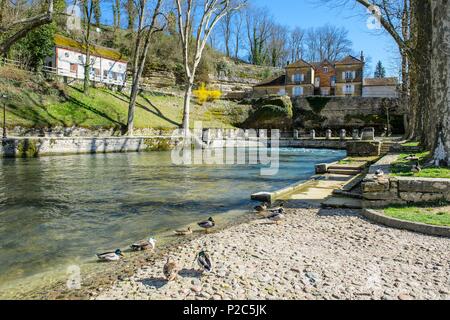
[332,189,363,199]
[321,197,362,209]
[328,165,363,171]
[327,168,361,175]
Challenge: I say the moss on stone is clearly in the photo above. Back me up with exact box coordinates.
[143,138,173,151]
[17,139,39,158]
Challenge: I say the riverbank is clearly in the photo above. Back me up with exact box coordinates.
[94,204,450,300]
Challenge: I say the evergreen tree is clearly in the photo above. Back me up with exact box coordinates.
[374,60,386,78]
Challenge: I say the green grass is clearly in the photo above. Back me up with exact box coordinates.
[401,141,420,147]
[390,151,450,179]
[0,66,250,131]
[384,203,450,227]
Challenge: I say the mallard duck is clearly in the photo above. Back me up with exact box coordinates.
[375,169,384,177]
[254,202,268,212]
[96,249,123,262]
[411,162,422,173]
[130,237,156,251]
[196,250,213,273]
[163,257,179,281]
[406,154,419,161]
[267,211,285,224]
[268,203,284,213]
[198,217,215,233]
[174,226,193,236]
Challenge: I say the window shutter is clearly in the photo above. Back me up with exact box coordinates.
[342,72,346,80]
[352,71,356,79]
[292,74,295,83]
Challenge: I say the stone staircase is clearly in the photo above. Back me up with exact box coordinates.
[380,141,396,155]
[327,164,362,176]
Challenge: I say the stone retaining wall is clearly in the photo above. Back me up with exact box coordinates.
[362,156,450,207]
[0,137,177,157]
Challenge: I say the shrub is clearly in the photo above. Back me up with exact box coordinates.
[193,83,222,104]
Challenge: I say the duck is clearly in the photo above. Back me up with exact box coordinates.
[174,226,193,236]
[405,154,419,161]
[268,203,284,213]
[96,249,124,262]
[130,237,156,251]
[411,162,422,173]
[375,169,384,177]
[267,211,285,224]
[254,202,268,212]
[196,250,213,273]
[198,217,215,233]
[163,257,179,281]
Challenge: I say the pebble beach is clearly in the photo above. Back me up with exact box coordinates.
[94,203,450,300]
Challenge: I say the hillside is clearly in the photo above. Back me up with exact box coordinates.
[0,65,252,133]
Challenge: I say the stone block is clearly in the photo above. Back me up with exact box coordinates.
[346,141,381,157]
[315,163,329,174]
[397,177,450,194]
[326,129,332,140]
[361,127,375,141]
[399,192,449,202]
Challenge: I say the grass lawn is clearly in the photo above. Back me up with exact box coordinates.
[0,65,251,131]
[384,204,450,227]
[390,151,450,179]
[401,141,420,147]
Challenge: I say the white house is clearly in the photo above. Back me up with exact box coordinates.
[363,77,399,98]
[45,34,128,86]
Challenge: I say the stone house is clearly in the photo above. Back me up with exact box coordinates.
[253,53,365,98]
[44,34,128,87]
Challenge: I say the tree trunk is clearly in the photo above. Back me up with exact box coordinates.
[182,81,194,135]
[84,49,90,94]
[409,0,432,145]
[430,0,450,166]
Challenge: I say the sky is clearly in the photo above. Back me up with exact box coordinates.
[253,0,400,76]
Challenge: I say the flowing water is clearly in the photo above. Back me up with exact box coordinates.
[0,148,345,297]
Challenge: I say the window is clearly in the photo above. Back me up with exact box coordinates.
[64,52,70,58]
[324,67,329,73]
[78,55,84,63]
[293,86,303,97]
[293,73,304,83]
[344,84,354,94]
[70,63,78,74]
[344,71,356,80]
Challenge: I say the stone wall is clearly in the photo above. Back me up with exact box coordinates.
[362,155,450,207]
[292,96,405,133]
[0,137,178,157]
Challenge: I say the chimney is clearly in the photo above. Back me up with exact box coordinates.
[360,51,365,62]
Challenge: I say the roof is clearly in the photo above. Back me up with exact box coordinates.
[334,55,364,65]
[54,34,127,62]
[286,59,314,69]
[254,75,286,87]
[364,77,398,87]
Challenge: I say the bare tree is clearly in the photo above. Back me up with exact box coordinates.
[126,0,136,30]
[80,0,97,94]
[304,24,352,62]
[244,5,273,65]
[219,9,234,57]
[175,0,246,134]
[267,23,289,67]
[0,0,54,56]
[127,0,165,135]
[289,27,305,62]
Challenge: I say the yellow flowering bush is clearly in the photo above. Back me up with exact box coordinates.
[193,83,222,104]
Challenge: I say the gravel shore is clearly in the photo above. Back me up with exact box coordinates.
[95,204,450,300]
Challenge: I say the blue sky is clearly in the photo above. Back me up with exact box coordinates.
[254,0,399,76]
